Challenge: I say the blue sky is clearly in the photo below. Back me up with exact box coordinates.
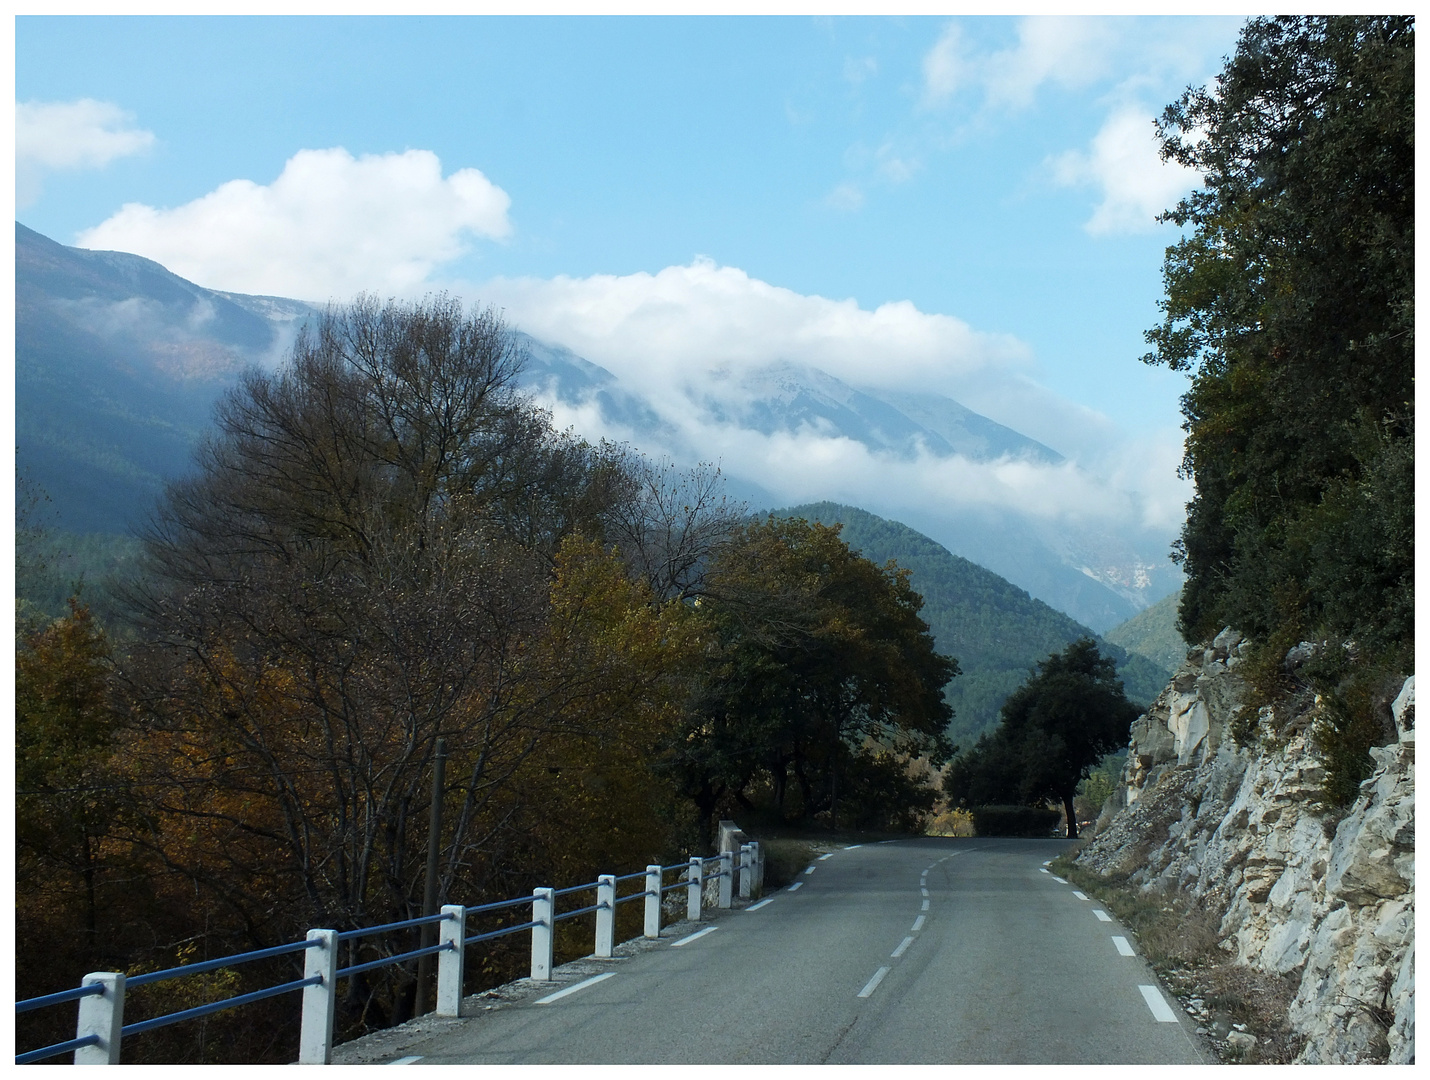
[16,15,1247,538]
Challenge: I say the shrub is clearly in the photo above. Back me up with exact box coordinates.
[970,805,1061,837]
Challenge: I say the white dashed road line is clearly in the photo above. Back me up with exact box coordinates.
[921,899,930,911]
[670,927,719,948]
[746,897,774,911]
[844,844,862,850]
[1139,984,1180,1023]
[1093,910,1113,923]
[1039,868,1050,874]
[787,881,803,892]
[535,972,616,1004]
[858,967,891,998]
[804,865,817,875]
[818,853,834,861]
[911,915,925,932]
[1073,891,1089,900]
[1051,876,1068,884]
[1113,936,1135,956]
[892,936,914,958]
[920,888,929,897]
[389,1057,423,1065]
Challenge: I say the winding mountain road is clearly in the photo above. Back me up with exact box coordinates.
[339,838,1207,1065]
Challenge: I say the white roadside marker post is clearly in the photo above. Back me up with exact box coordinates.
[530,888,555,981]
[644,865,662,939]
[298,929,338,1064]
[739,844,753,900]
[687,857,703,922]
[73,972,125,1065]
[595,875,616,958]
[718,852,733,908]
[436,906,465,1017]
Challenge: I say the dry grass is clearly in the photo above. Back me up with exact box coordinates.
[757,838,820,890]
[1051,851,1305,1063]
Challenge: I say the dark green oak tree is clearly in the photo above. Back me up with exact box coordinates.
[944,638,1139,838]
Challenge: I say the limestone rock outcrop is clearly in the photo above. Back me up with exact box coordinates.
[1078,634,1414,1064]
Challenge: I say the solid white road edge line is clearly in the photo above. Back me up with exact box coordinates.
[1094,910,1113,923]
[535,971,617,1004]
[892,936,914,958]
[858,967,891,998]
[788,881,803,891]
[1113,936,1136,956]
[1073,891,1089,900]
[388,1057,423,1065]
[670,926,719,948]
[1139,984,1180,1023]
[746,898,774,911]
[911,915,926,932]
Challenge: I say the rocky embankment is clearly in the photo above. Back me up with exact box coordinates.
[1077,629,1414,1064]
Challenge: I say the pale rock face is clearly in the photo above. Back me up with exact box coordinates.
[1080,645,1414,1065]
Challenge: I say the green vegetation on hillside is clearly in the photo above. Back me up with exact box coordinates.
[1144,16,1412,802]
[779,502,1169,747]
[944,638,1142,838]
[1103,591,1188,674]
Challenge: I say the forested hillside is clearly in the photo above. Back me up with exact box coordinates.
[1143,14,1412,802]
[777,502,1170,747]
[1102,591,1186,673]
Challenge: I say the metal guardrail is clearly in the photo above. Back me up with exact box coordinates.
[16,841,765,1066]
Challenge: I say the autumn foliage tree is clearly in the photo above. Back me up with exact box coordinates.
[116,296,705,1034]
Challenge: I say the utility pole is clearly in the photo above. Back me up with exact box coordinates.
[414,738,447,1017]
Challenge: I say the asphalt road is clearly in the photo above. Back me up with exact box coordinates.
[350,838,1208,1065]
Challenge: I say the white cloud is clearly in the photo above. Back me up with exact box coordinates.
[1049,105,1199,234]
[922,17,1113,112]
[921,23,967,105]
[16,99,155,205]
[475,259,1159,471]
[477,259,1187,580]
[843,56,878,85]
[76,147,511,300]
[825,181,865,212]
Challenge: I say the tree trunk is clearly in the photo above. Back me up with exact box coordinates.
[1062,791,1078,839]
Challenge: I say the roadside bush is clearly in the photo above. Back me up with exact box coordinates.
[970,805,1061,837]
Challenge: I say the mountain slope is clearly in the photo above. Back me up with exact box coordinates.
[16,222,1177,632]
[1102,590,1188,673]
[776,502,1171,746]
[15,222,313,533]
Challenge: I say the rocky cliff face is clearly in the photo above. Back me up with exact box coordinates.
[1077,629,1414,1064]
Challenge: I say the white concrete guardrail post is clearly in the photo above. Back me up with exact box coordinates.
[530,888,555,981]
[718,852,733,909]
[298,929,338,1064]
[643,865,662,939]
[595,875,616,958]
[73,972,125,1064]
[436,905,465,1017]
[686,857,702,922]
[739,844,753,900]
[753,841,765,898]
